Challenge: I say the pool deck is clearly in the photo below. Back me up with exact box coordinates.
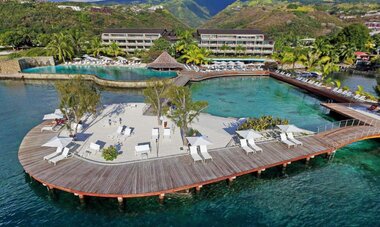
[19,102,380,200]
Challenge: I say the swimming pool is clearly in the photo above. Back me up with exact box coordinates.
[22,65,177,81]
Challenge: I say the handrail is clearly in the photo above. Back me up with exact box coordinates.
[316,119,365,134]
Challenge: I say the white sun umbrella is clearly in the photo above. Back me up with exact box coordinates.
[42,136,73,148]
[117,56,127,61]
[186,136,213,146]
[277,125,305,133]
[43,109,64,120]
[236,130,263,140]
[102,56,113,61]
[227,61,235,65]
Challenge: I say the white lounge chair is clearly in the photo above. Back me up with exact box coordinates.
[247,139,263,152]
[287,133,303,146]
[240,139,255,154]
[189,146,202,162]
[163,128,171,138]
[116,126,124,135]
[199,145,212,161]
[152,128,159,140]
[332,88,339,92]
[43,147,62,160]
[49,147,70,165]
[135,144,150,157]
[85,142,100,156]
[124,127,132,136]
[41,126,54,132]
[280,133,296,148]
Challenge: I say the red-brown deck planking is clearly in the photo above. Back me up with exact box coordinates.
[19,118,380,198]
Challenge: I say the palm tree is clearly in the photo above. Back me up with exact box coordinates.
[47,33,74,63]
[107,42,123,57]
[235,44,246,56]
[69,29,85,56]
[220,44,230,56]
[180,46,209,65]
[338,42,355,64]
[319,62,339,79]
[299,51,320,71]
[88,37,104,57]
[333,79,341,89]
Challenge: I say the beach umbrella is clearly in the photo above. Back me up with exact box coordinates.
[186,136,213,146]
[43,109,64,120]
[236,130,263,140]
[277,125,305,133]
[117,56,128,61]
[42,136,73,148]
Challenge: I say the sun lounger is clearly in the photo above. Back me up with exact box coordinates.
[332,88,338,92]
[337,89,343,94]
[163,128,171,138]
[240,139,255,154]
[247,139,263,152]
[135,144,150,157]
[116,126,124,135]
[280,133,296,148]
[287,133,303,146]
[189,146,202,162]
[200,145,212,161]
[41,126,54,132]
[49,148,70,165]
[85,142,101,156]
[43,147,63,160]
[124,127,132,136]
[152,128,159,140]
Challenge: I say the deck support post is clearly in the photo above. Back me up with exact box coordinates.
[117,197,124,208]
[195,185,202,193]
[75,194,85,205]
[227,176,236,186]
[305,157,311,166]
[159,194,165,204]
[257,170,262,178]
[282,163,288,175]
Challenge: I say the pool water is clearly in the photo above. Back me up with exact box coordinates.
[0,79,379,226]
[191,77,334,131]
[22,65,177,81]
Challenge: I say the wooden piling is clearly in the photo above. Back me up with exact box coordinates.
[117,197,124,207]
[159,193,165,203]
[227,176,236,186]
[195,185,202,193]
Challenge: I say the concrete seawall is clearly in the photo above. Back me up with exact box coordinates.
[0,73,171,88]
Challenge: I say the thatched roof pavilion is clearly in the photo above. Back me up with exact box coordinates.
[147,51,184,70]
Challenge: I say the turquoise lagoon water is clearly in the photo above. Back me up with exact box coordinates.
[191,77,333,131]
[0,79,379,226]
[22,65,177,81]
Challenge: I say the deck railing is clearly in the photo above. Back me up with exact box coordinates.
[316,119,365,134]
[330,126,380,149]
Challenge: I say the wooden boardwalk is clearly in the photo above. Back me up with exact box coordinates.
[322,103,380,126]
[19,116,380,199]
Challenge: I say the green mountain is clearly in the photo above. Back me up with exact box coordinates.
[202,0,348,38]
[0,1,188,36]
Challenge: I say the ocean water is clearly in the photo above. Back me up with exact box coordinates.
[22,65,177,81]
[330,72,379,95]
[0,79,379,226]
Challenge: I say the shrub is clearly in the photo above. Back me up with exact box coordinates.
[102,146,118,161]
[238,116,289,132]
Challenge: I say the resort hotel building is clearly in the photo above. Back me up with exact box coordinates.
[196,29,274,55]
[101,28,167,53]
[101,28,275,55]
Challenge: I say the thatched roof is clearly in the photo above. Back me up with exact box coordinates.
[147,51,184,70]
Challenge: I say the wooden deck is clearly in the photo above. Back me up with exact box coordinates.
[19,117,380,199]
[322,103,380,126]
